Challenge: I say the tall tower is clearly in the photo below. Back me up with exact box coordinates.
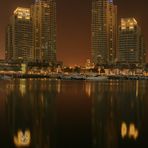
[118,18,146,64]
[91,0,117,65]
[6,7,33,62]
[31,0,57,64]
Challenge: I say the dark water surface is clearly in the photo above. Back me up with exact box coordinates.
[0,79,148,148]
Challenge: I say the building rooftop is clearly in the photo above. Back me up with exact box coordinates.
[121,18,137,30]
[13,7,30,20]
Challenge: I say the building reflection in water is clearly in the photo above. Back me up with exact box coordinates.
[14,129,31,147]
[19,79,26,96]
[91,80,145,148]
[2,79,148,148]
[121,122,139,140]
[6,79,58,148]
[85,81,92,97]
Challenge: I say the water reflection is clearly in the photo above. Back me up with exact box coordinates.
[121,122,139,140]
[5,79,58,148]
[121,122,127,138]
[0,80,148,148]
[14,129,31,147]
[85,81,92,97]
[91,80,148,148]
[19,79,26,96]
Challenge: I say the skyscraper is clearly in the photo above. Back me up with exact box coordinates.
[91,0,117,65]
[5,24,13,61]
[6,7,33,62]
[31,0,57,64]
[118,18,146,64]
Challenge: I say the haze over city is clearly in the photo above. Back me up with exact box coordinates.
[0,0,148,65]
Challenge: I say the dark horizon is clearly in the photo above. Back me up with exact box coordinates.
[0,0,148,66]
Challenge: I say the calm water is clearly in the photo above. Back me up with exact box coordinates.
[0,79,148,148]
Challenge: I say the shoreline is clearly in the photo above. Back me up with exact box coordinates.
[1,73,148,80]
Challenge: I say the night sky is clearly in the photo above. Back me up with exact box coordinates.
[0,0,148,66]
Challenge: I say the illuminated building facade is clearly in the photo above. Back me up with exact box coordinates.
[118,18,146,64]
[31,0,57,64]
[6,7,33,62]
[91,0,117,65]
[5,25,13,61]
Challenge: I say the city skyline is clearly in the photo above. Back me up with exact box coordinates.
[0,0,148,66]
[91,0,117,65]
[31,0,56,63]
[6,0,57,64]
[6,7,34,62]
[118,18,146,64]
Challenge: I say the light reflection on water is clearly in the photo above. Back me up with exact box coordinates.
[91,80,148,148]
[0,79,148,148]
[14,129,31,147]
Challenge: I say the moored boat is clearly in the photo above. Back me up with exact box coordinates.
[86,75,108,80]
